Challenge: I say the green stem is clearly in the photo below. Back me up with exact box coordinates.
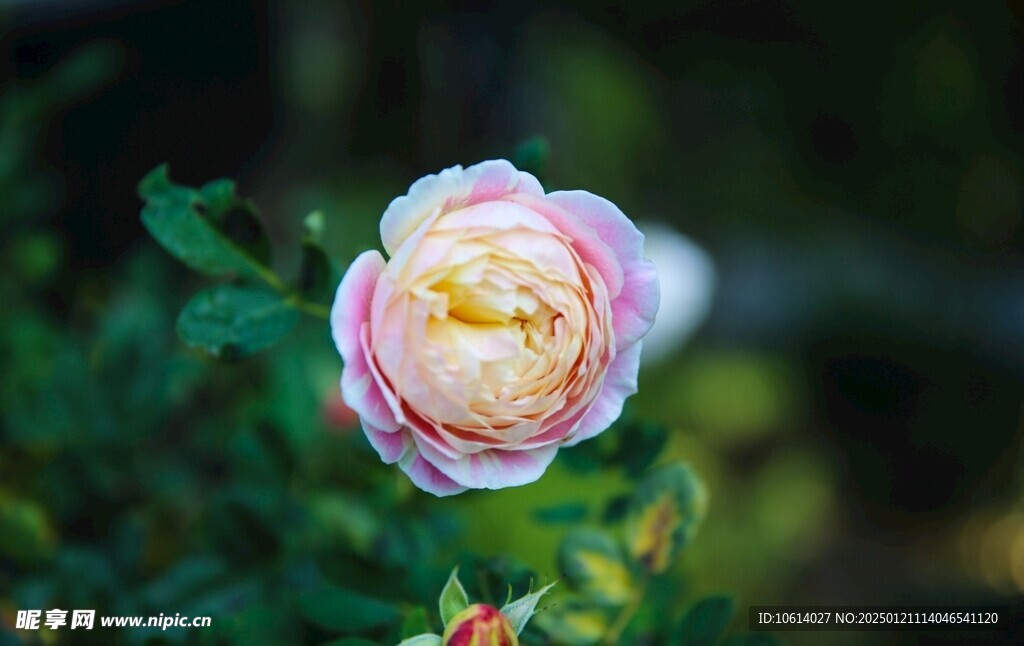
[294,299,330,320]
[602,577,649,645]
[282,293,331,320]
[252,261,287,293]
[259,264,330,320]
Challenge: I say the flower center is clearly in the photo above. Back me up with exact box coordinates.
[426,264,567,401]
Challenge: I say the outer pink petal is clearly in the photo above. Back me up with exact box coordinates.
[414,440,559,490]
[363,421,410,464]
[380,160,544,256]
[357,324,405,427]
[561,340,643,447]
[399,450,468,497]
[339,340,401,434]
[331,251,401,433]
[331,250,384,361]
[506,193,625,300]
[547,191,660,348]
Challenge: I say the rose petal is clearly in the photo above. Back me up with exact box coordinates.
[331,251,402,433]
[340,349,400,434]
[402,407,470,460]
[380,160,544,256]
[506,193,625,300]
[547,191,660,348]
[413,440,559,490]
[561,340,642,447]
[357,324,405,427]
[331,250,384,362]
[399,449,469,497]
[611,259,659,347]
[363,421,410,463]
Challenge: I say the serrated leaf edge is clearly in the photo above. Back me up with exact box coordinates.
[500,580,558,636]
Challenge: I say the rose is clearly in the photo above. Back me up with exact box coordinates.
[330,160,659,495]
[442,604,518,646]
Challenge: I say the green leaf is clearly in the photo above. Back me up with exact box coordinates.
[211,601,300,646]
[320,639,382,646]
[560,422,618,473]
[45,40,122,102]
[558,528,633,605]
[676,595,735,646]
[202,489,283,565]
[177,284,298,358]
[534,502,588,524]
[439,567,469,627]
[532,598,608,646]
[0,490,56,563]
[401,606,431,639]
[139,555,226,608]
[601,494,630,524]
[720,634,784,646]
[298,584,400,634]
[200,178,272,266]
[138,164,273,281]
[184,577,264,622]
[617,422,667,479]
[396,636,442,646]
[625,462,707,574]
[9,231,61,285]
[306,493,380,556]
[500,580,557,636]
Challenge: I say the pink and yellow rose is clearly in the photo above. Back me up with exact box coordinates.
[330,160,659,495]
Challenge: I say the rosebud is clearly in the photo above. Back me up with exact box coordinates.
[442,604,518,646]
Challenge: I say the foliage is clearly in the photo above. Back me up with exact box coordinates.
[534,463,775,645]
[138,166,335,358]
[0,70,460,641]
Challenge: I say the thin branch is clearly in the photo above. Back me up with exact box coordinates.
[602,576,649,645]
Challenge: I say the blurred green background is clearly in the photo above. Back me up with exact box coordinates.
[2,0,1023,644]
